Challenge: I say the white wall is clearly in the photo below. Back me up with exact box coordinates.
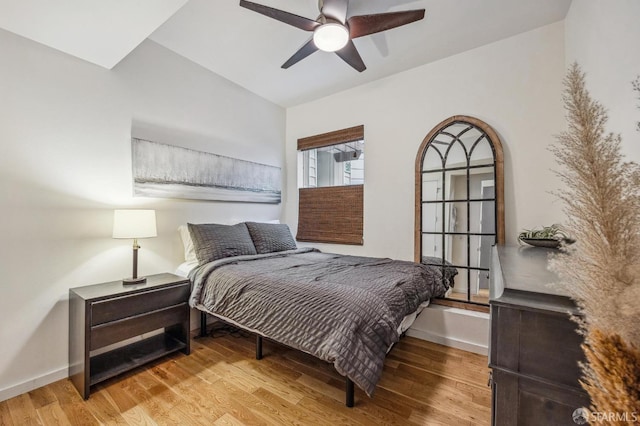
[284,22,566,355]
[285,21,567,258]
[565,0,640,163]
[0,29,285,400]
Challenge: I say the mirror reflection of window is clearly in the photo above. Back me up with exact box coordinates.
[416,116,504,307]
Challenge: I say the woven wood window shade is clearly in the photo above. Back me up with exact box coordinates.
[297,125,364,151]
[297,185,363,245]
[297,125,364,245]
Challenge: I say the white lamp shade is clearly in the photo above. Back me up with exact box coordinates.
[112,209,157,239]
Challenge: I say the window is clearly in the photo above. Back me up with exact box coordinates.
[299,141,364,188]
[297,125,364,245]
[415,116,504,308]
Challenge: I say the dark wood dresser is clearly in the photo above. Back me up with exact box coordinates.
[489,245,590,426]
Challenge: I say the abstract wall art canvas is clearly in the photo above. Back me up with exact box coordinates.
[132,138,281,203]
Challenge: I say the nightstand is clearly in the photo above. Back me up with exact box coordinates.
[69,273,191,399]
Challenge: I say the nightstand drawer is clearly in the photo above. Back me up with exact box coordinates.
[90,303,188,350]
[91,283,189,325]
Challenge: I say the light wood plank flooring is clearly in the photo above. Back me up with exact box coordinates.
[0,333,491,425]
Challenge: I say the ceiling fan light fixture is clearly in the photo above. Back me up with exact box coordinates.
[313,23,349,52]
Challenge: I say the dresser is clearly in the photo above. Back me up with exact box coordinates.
[489,245,590,426]
[69,273,191,399]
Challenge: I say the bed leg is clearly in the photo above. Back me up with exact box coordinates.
[256,335,263,360]
[345,378,354,407]
[199,311,207,337]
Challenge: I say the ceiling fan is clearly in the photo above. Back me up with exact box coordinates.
[239,0,425,72]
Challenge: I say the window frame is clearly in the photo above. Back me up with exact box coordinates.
[297,125,364,245]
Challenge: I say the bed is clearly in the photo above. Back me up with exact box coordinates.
[179,221,451,406]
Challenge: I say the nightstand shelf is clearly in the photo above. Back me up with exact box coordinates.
[90,333,186,386]
[69,273,191,399]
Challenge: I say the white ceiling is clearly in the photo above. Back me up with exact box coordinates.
[0,0,572,107]
[0,0,188,68]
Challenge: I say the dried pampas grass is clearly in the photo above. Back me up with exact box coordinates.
[550,63,640,416]
[550,63,640,346]
[581,329,640,424]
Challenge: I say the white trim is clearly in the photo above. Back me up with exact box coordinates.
[405,328,488,356]
[407,305,489,356]
[0,367,68,403]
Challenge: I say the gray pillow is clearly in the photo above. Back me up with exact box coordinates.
[245,222,297,254]
[188,222,257,265]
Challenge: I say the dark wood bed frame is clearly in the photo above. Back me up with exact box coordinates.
[199,311,355,407]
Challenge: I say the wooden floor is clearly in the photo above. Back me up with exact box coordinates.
[0,333,491,425]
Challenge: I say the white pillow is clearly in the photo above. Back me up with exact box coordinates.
[178,225,198,263]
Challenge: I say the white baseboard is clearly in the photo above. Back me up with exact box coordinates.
[405,328,488,356]
[0,367,68,403]
[406,305,489,356]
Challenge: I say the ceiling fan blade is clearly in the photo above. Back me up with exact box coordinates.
[335,40,366,72]
[320,0,349,24]
[347,9,425,39]
[240,0,320,31]
[282,38,319,69]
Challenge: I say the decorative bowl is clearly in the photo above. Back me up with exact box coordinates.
[519,238,574,249]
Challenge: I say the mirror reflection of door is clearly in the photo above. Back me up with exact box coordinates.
[478,180,495,291]
[415,116,504,308]
[422,180,441,257]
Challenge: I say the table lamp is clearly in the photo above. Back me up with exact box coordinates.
[112,209,157,284]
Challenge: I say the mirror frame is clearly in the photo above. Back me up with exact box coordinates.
[414,115,505,307]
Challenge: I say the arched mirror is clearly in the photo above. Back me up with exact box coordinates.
[415,116,504,308]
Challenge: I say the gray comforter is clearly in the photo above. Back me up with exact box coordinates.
[189,248,449,396]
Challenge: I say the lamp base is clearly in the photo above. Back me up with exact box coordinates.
[122,276,147,285]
